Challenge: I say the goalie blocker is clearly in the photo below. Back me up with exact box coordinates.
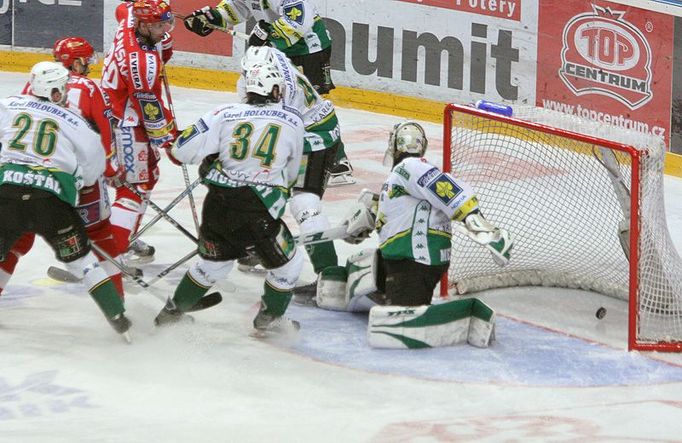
[315,249,496,349]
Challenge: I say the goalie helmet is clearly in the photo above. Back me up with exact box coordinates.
[245,62,284,99]
[53,37,97,71]
[29,61,70,105]
[383,121,428,167]
[132,0,173,24]
[240,46,275,74]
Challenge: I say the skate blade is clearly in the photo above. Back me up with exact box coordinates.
[121,331,132,344]
[327,175,356,187]
[124,255,155,266]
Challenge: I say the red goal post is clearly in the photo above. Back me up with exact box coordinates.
[441,103,682,352]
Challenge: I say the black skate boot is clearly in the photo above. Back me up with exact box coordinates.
[108,313,132,343]
[154,300,194,327]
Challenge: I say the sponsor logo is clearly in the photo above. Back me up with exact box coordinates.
[417,167,440,187]
[397,0,520,21]
[0,371,96,421]
[427,174,462,205]
[559,5,652,110]
[15,0,82,6]
[326,19,519,100]
[119,128,135,173]
[145,53,157,88]
[129,52,142,90]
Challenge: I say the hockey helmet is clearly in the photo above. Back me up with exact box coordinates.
[245,62,285,99]
[383,121,428,166]
[132,0,173,24]
[240,46,276,74]
[29,61,70,104]
[53,37,97,70]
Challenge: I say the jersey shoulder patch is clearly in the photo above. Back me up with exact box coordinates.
[282,1,305,24]
[426,173,463,206]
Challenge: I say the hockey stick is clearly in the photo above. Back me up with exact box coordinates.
[174,13,250,40]
[160,64,201,235]
[129,176,202,243]
[88,242,221,311]
[120,179,198,244]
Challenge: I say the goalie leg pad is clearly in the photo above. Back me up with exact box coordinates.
[344,248,381,312]
[367,298,496,349]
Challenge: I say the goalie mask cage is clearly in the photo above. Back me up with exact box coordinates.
[441,103,682,352]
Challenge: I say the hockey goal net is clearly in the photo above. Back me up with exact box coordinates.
[442,103,682,352]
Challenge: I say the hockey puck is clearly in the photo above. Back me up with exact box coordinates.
[595,307,607,319]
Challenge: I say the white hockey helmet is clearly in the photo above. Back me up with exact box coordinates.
[245,62,285,99]
[383,121,428,166]
[240,46,275,74]
[29,61,70,104]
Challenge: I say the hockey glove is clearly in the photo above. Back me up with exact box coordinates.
[183,7,224,37]
[199,153,219,179]
[248,20,272,47]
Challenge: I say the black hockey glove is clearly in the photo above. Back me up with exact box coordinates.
[183,7,225,37]
[248,20,272,47]
[199,154,219,179]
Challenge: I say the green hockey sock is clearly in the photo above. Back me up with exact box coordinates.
[89,279,125,319]
[172,272,211,312]
[260,283,292,317]
[335,142,348,162]
[305,240,338,274]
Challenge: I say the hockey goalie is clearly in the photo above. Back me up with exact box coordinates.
[309,121,514,349]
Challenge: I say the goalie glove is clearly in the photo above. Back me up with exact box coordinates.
[357,188,379,218]
[342,202,376,244]
[461,212,513,267]
[183,7,225,37]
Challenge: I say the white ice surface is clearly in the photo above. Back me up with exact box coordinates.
[2,72,682,441]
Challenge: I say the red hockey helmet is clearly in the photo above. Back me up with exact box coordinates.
[52,37,97,69]
[132,0,173,24]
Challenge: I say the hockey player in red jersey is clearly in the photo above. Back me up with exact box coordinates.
[101,0,177,263]
[0,37,127,298]
[115,0,173,64]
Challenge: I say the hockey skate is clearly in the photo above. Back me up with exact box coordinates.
[250,308,300,338]
[154,300,195,327]
[327,159,356,187]
[125,239,156,265]
[292,281,317,307]
[108,313,132,343]
[237,254,267,274]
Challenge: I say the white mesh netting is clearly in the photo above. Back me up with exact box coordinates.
[446,104,682,347]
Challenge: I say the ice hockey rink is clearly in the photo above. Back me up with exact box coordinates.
[2,70,682,442]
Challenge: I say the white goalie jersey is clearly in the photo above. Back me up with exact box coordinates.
[171,101,304,218]
[0,95,104,206]
[377,157,478,266]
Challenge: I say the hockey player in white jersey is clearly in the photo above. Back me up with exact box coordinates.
[234,46,351,283]
[312,122,514,348]
[155,62,306,336]
[0,62,131,338]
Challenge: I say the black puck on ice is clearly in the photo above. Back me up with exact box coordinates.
[595,307,607,319]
